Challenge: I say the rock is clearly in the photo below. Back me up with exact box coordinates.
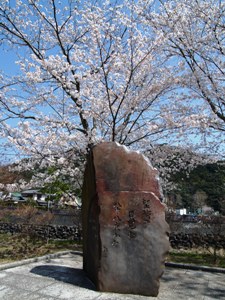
[82,142,170,296]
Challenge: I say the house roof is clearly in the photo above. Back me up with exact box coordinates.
[21,189,42,194]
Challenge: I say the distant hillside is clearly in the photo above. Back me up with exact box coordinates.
[168,162,225,214]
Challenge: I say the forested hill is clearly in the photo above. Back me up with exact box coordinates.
[169,162,225,214]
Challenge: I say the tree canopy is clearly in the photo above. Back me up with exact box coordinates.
[0,0,224,192]
[143,0,225,152]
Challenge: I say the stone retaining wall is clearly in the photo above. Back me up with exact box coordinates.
[170,232,225,249]
[0,222,81,241]
[1,221,225,249]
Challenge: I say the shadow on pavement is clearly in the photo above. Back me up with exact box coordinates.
[203,287,225,299]
[30,265,96,290]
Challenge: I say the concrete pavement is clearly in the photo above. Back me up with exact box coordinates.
[0,252,225,299]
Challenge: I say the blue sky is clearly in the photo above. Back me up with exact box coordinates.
[0,47,25,163]
[1,47,19,74]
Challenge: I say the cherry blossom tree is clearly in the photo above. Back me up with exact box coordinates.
[141,0,225,156]
[0,0,218,192]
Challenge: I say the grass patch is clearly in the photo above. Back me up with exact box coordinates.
[0,233,82,264]
[1,233,225,269]
[167,249,225,268]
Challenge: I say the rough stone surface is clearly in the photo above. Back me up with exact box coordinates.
[82,142,170,297]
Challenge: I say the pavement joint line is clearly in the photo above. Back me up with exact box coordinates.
[165,262,225,274]
[31,280,59,294]
[0,251,225,275]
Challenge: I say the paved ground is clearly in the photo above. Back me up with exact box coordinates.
[0,252,225,300]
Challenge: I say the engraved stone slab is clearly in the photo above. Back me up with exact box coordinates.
[82,142,170,297]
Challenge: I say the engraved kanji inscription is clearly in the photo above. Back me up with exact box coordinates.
[112,202,122,247]
[128,209,137,239]
[142,198,152,225]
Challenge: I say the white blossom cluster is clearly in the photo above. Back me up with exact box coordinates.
[0,0,224,192]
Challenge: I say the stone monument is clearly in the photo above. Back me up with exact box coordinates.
[82,142,170,297]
